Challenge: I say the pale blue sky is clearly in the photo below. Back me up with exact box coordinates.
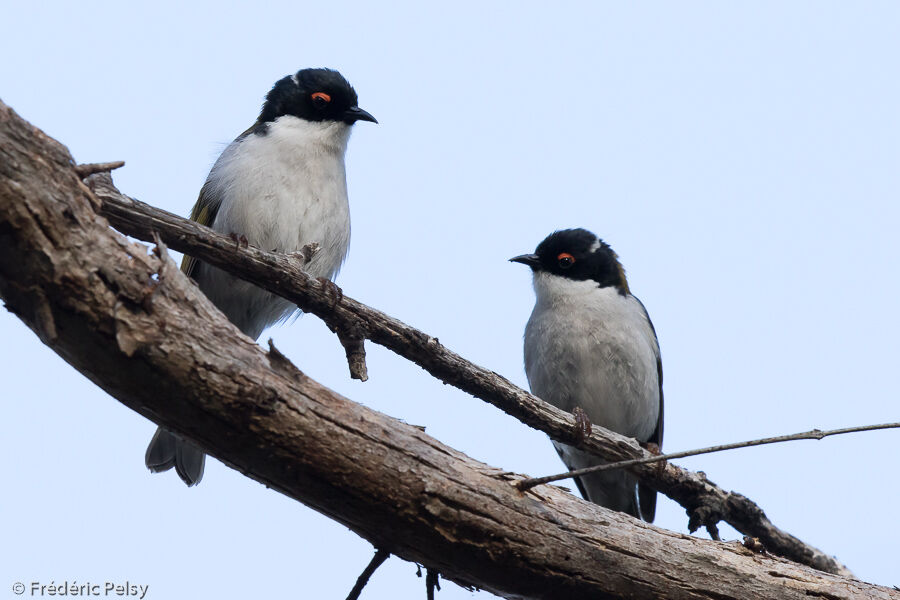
[3,2,899,598]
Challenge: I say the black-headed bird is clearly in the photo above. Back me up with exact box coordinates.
[512,228,662,521]
[145,68,376,486]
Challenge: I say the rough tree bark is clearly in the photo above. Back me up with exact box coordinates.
[1,100,894,599]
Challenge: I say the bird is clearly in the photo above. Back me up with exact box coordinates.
[511,228,663,521]
[144,67,377,486]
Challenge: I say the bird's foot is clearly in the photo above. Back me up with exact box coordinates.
[572,406,592,445]
[298,242,320,263]
[641,441,666,475]
[742,536,766,553]
[318,277,343,309]
[228,232,249,249]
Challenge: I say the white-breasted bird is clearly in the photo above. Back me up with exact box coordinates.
[144,67,376,486]
[511,228,663,521]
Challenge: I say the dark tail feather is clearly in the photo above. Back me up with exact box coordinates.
[145,427,205,486]
[145,427,177,472]
[637,483,657,523]
[175,440,205,486]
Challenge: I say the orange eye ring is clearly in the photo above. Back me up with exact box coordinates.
[311,92,332,103]
[557,252,575,268]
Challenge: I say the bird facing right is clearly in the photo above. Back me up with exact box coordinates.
[511,228,663,522]
[144,67,376,487]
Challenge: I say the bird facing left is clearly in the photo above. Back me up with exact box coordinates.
[511,228,663,522]
[144,67,377,486]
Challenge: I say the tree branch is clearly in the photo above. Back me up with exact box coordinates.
[345,548,390,600]
[87,171,852,576]
[516,422,900,490]
[6,100,893,598]
[73,160,125,179]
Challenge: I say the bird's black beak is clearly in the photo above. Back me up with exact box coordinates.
[344,106,378,124]
[509,253,541,269]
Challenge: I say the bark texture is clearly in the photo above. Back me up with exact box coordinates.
[1,100,892,599]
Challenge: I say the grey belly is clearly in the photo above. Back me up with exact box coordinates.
[193,264,297,340]
[524,316,659,441]
[524,306,659,517]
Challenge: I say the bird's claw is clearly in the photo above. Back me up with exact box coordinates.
[644,442,662,456]
[572,406,592,444]
[318,277,343,309]
[228,232,249,248]
[742,536,766,554]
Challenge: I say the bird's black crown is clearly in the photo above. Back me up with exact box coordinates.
[513,228,630,292]
[258,68,376,126]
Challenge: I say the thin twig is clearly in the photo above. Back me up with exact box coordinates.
[74,161,125,178]
[337,325,369,381]
[345,548,390,600]
[515,422,900,491]
[425,569,440,600]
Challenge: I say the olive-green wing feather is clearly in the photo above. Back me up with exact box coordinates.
[181,126,261,278]
[181,179,222,279]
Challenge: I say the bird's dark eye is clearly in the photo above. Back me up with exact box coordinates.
[311,92,332,109]
[557,252,575,268]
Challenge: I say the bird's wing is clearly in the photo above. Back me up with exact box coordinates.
[180,125,264,279]
[631,295,664,522]
[631,294,664,449]
[180,179,222,279]
[649,355,664,447]
[637,355,663,521]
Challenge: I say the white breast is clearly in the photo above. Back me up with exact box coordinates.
[523,272,660,441]
[210,116,352,275]
[193,116,354,338]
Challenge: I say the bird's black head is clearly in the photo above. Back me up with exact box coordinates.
[510,228,629,292]
[258,68,377,126]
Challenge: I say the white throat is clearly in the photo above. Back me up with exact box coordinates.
[532,271,605,306]
[265,115,353,153]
